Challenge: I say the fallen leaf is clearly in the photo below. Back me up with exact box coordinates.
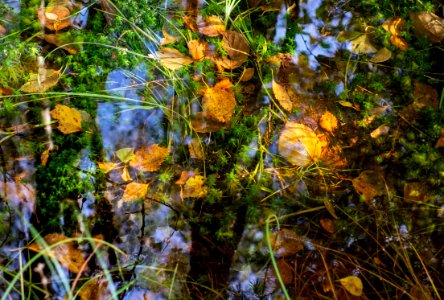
[352,170,385,202]
[269,229,304,257]
[187,39,208,61]
[323,197,337,219]
[115,148,135,164]
[272,259,294,285]
[370,124,390,138]
[319,111,338,133]
[338,100,360,111]
[339,276,363,297]
[44,33,79,54]
[122,182,148,201]
[403,182,430,203]
[212,56,245,70]
[41,148,51,167]
[239,67,255,82]
[222,30,250,64]
[278,122,322,166]
[161,29,180,45]
[28,233,85,274]
[99,0,117,26]
[197,15,225,36]
[350,34,377,54]
[50,104,82,134]
[98,162,119,173]
[129,144,169,172]
[409,11,444,43]
[78,276,112,300]
[20,68,60,93]
[382,17,406,36]
[191,112,227,133]
[155,47,193,70]
[38,5,71,31]
[182,16,197,32]
[177,174,208,198]
[188,138,204,159]
[121,166,132,182]
[202,79,236,123]
[413,80,439,109]
[320,218,336,234]
[370,47,392,63]
[272,79,298,112]
[435,128,444,148]
[175,170,197,184]
[390,35,409,51]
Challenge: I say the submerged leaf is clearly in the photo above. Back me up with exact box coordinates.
[38,5,71,31]
[197,15,225,36]
[319,111,338,134]
[176,173,208,198]
[352,170,385,202]
[122,182,148,201]
[272,79,298,112]
[187,39,208,61]
[78,276,111,300]
[390,35,409,51]
[20,68,60,93]
[222,30,250,65]
[191,112,227,133]
[278,122,322,166]
[155,47,193,70]
[339,276,363,296]
[121,166,132,182]
[129,144,169,172]
[239,67,255,82]
[350,34,377,54]
[370,47,392,63]
[409,11,444,43]
[202,79,236,123]
[50,104,82,134]
[98,162,119,173]
[269,229,304,257]
[382,17,406,36]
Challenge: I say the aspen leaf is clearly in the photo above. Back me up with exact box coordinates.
[339,276,363,296]
[155,47,193,70]
[370,47,392,63]
[222,30,250,64]
[121,166,132,182]
[278,122,322,166]
[122,182,148,201]
[98,162,119,173]
[197,15,225,36]
[129,144,169,172]
[319,111,338,133]
[50,104,82,134]
[20,69,60,93]
[202,79,236,123]
[28,233,85,274]
[212,56,244,70]
[272,79,298,112]
[115,148,135,163]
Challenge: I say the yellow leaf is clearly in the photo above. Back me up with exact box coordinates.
[339,276,363,297]
[20,69,60,93]
[156,47,193,70]
[122,182,148,201]
[350,34,377,54]
[278,122,322,166]
[202,79,236,123]
[370,124,390,138]
[28,233,85,274]
[382,17,406,36]
[187,39,208,61]
[98,162,118,173]
[337,100,360,111]
[50,104,82,134]
[222,30,250,65]
[390,35,409,51]
[272,79,298,112]
[79,276,112,300]
[197,15,225,37]
[212,56,245,70]
[179,174,208,198]
[41,148,51,167]
[160,28,180,45]
[121,166,132,182]
[115,148,135,163]
[319,111,338,134]
[129,144,169,172]
[188,138,204,159]
[370,47,392,63]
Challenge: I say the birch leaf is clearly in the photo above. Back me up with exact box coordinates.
[115,148,135,164]
[129,144,169,172]
[197,15,225,36]
[339,276,363,297]
[222,30,250,64]
[187,39,208,61]
[272,79,298,112]
[20,69,60,93]
[202,79,236,123]
[98,162,119,173]
[50,104,82,134]
[122,182,148,201]
[156,48,193,70]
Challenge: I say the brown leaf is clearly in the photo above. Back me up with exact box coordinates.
[390,35,409,51]
[155,47,193,70]
[269,229,303,257]
[99,0,117,26]
[122,182,148,201]
[41,148,51,167]
[320,218,336,234]
[202,79,236,123]
[352,170,385,202]
[183,16,197,32]
[212,56,245,70]
[38,5,72,31]
[50,104,82,134]
[413,80,439,109]
[197,15,225,36]
[29,233,85,274]
[188,138,204,159]
[222,30,249,64]
[409,11,444,43]
[435,128,444,148]
[278,122,322,166]
[319,111,338,133]
[272,79,299,112]
[78,276,112,300]
[187,39,208,61]
[20,68,60,93]
[239,68,255,82]
[370,47,392,63]
[370,124,390,138]
[191,112,227,133]
[44,33,79,54]
[129,144,169,172]
[273,259,294,285]
[382,17,406,36]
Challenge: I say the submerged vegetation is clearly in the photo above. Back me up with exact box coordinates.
[1,0,444,299]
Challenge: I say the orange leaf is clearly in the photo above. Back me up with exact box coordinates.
[179,174,208,199]
[197,15,225,36]
[202,79,236,123]
[239,68,255,82]
[187,39,208,61]
[269,229,304,257]
[38,5,71,31]
[319,111,338,133]
[382,17,406,36]
[28,233,85,274]
[320,218,336,234]
[370,124,390,138]
[50,104,82,134]
[79,276,111,300]
[175,170,197,185]
[44,33,79,54]
[41,148,51,167]
[98,162,119,173]
[122,182,149,201]
[390,35,409,51]
[129,144,169,172]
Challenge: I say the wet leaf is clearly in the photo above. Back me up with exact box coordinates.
[390,35,409,51]
[272,79,298,112]
[44,33,79,54]
[121,166,132,182]
[382,17,406,36]
[50,104,82,134]
[370,124,390,138]
[122,182,148,201]
[188,138,204,159]
[403,182,430,203]
[370,47,392,63]
[350,34,377,54]
[212,56,245,70]
[129,144,169,172]
[38,5,71,31]
[197,15,225,36]
[273,259,294,285]
[319,111,338,134]
[20,68,60,93]
[176,173,208,198]
[338,100,360,111]
[175,170,197,185]
[182,16,197,32]
[202,79,236,123]
[222,30,250,65]
[28,233,85,274]
[409,11,444,43]
[41,148,51,167]
[320,218,336,234]
[413,80,439,109]
[78,276,111,300]
[269,229,304,257]
[155,47,193,70]
[278,122,322,166]
[239,67,255,82]
[160,29,180,45]
[337,31,362,43]
[352,170,385,202]
[97,162,119,173]
[115,148,135,164]
[187,39,208,61]
[191,112,227,133]
[339,276,363,297]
